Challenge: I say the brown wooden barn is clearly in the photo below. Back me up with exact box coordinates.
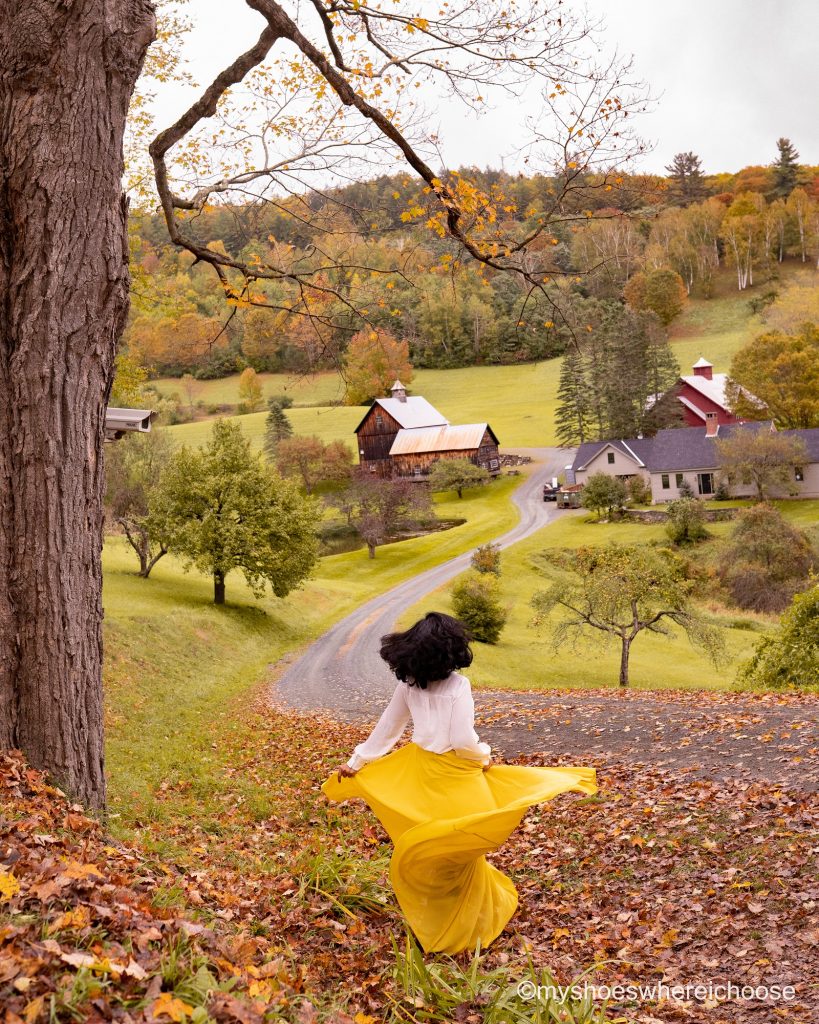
[354,381,501,479]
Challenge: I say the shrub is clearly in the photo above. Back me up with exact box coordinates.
[738,585,819,687]
[626,475,652,505]
[713,478,732,501]
[581,472,627,519]
[677,479,695,499]
[451,571,507,644]
[665,497,709,545]
[471,543,501,575]
[718,504,815,612]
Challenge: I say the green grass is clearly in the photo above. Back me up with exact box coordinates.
[103,471,524,819]
[162,264,791,452]
[151,370,347,407]
[400,500,819,691]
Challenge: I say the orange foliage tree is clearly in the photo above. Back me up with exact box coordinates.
[343,330,413,405]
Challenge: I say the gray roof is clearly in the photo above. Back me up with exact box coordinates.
[781,428,819,462]
[571,421,785,474]
[572,437,654,471]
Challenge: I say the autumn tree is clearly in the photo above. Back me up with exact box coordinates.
[719,192,766,290]
[717,504,815,613]
[727,325,819,429]
[104,428,174,577]
[237,366,264,413]
[771,137,800,199]
[665,151,706,205]
[716,427,808,501]
[624,268,688,325]
[148,420,319,605]
[110,351,149,407]
[428,459,491,498]
[532,545,725,688]
[275,435,353,493]
[0,0,647,807]
[331,473,433,558]
[343,330,413,405]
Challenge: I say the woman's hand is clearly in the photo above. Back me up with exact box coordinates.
[482,761,492,773]
[336,764,358,782]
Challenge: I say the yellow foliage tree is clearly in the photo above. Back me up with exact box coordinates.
[343,330,414,405]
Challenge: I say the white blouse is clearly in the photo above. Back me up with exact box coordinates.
[346,672,491,771]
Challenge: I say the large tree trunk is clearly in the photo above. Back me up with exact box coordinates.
[0,1,156,810]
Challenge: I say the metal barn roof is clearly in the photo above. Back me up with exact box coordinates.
[389,423,497,456]
[354,396,448,432]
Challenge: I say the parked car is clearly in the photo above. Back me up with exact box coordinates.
[543,478,560,501]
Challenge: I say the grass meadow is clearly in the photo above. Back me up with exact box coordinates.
[103,471,525,818]
[398,499,819,692]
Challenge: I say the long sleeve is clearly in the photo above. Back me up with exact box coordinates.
[347,683,412,770]
[449,684,491,765]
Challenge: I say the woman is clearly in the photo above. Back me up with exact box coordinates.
[321,611,597,955]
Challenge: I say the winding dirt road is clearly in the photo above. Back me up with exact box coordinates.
[274,449,571,718]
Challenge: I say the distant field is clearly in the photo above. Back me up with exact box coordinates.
[161,262,817,451]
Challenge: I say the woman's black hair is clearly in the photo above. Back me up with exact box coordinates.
[379,611,473,688]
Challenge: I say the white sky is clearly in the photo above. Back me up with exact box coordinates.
[156,0,819,178]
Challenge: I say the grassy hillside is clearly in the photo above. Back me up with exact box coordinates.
[399,499,819,692]
[161,264,816,452]
[103,471,524,814]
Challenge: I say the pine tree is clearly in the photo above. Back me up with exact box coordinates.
[771,138,800,198]
[665,151,706,205]
[555,346,590,446]
[263,395,293,458]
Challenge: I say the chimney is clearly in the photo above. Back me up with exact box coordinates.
[693,357,713,381]
[705,412,719,437]
[390,380,407,403]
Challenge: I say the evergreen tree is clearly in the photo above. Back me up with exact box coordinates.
[665,151,706,205]
[555,347,590,446]
[771,138,800,198]
[263,395,293,458]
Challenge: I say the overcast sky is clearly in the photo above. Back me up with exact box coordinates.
[162,0,819,178]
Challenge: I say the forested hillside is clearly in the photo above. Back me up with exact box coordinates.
[124,142,819,392]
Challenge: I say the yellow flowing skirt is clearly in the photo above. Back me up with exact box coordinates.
[321,743,597,955]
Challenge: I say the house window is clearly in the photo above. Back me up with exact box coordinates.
[661,474,670,490]
[675,473,685,488]
[795,467,804,482]
[697,472,715,496]
[607,452,615,464]
[489,459,499,470]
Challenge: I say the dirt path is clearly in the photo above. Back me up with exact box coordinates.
[274,448,573,713]
[474,688,819,790]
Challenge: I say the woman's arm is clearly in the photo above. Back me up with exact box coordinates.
[449,683,492,766]
[346,683,412,771]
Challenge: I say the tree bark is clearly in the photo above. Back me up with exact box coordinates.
[214,571,226,605]
[618,637,631,687]
[0,1,156,810]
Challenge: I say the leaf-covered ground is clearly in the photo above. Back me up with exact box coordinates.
[1,687,817,1023]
